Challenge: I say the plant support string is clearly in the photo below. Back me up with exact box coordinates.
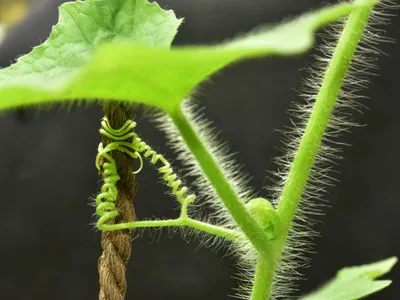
[97,103,136,300]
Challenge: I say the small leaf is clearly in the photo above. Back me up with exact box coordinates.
[0,0,377,113]
[301,257,397,300]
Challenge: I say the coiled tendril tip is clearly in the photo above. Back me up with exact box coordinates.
[95,117,196,231]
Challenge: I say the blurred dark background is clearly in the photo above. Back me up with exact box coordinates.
[0,0,399,299]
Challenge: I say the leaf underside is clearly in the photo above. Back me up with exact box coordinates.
[301,257,398,300]
[0,0,377,114]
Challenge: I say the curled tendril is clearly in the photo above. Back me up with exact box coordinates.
[95,117,196,231]
[95,118,142,230]
[133,136,196,206]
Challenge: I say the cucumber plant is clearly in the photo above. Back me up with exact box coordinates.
[0,0,397,299]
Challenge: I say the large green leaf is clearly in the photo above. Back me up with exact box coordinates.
[301,257,397,300]
[0,0,377,113]
[0,0,182,107]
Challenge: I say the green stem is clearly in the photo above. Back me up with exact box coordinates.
[277,0,374,236]
[170,107,271,254]
[248,1,377,299]
[250,254,277,300]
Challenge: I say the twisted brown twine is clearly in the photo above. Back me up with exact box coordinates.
[98,102,136,300]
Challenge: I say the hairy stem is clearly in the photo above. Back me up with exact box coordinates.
[237,1,379,299]
[170,107,271,254]
[256,1,377,298]
[250,254,277,300]
[277,0,374,239]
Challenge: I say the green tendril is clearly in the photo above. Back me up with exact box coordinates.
[95,117,239,241]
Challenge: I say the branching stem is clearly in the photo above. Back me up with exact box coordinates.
[277,0,374,242]
[247,2,377,299]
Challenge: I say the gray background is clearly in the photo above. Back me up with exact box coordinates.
[0,0,399,299]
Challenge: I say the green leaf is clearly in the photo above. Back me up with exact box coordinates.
[0,0,182,106]
[301,257,398,300]
[0,0,377,113]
